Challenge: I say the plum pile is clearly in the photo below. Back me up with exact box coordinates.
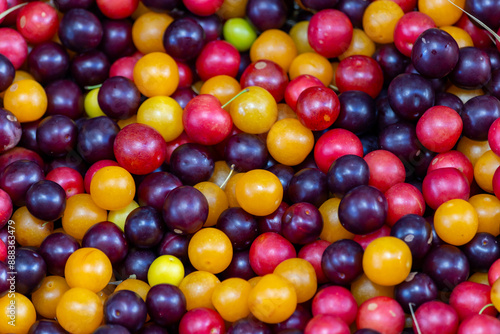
[1,0,500,333]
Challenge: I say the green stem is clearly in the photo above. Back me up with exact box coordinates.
[479,303,495,315]
[409,303,422,334]
[0,2,28,21]
[329,84,338,91]
[84,84,102,90]
[219,164,235,190]
[221,88,250,109]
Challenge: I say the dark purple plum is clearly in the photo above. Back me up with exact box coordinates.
[288,168,328,207]
[169,143,214,186]
[46,152,89,177]
[334,90,376,135]
[257,202,288,235]
[0,262,9,298]
[219,249,256,280]
[28,42,69,85]
[188,14,222,42]
[70,50,110,88]
[394,272,437,313]
[422,244,469,291]
[388,73,434,121]
[321,239,364,285]
[39,232,80,276]
[14,248,46,295]
[93,324,130,334]
[25,180,66,221]
[217,207,259,250]
[486,47,500,71]
[36,115,78,158]
[137,323,169,334]
[465,0,500,31]
[28,320,68,334]
[462,232,500,273]
[0,54,15,92]
[335,0,370,28]
[281,202,323,245]
[0,108,22,154]
[163,18,206,61]
[449,47,491,89]
[142,0,179,11]
[0,160,45,206]
[373,44,410,84]
[138,172,182,213]
[20,120,42,154]
[157,232,190,263]
[45,80,84,120]
[461,95,500,141]
[171,87,197,109]
[146,283,187,326]
[327,154,369,198]
[246,0,288,31]
[338,185,387,235]
[224,133,268,172]
[360,133,380,156]
[390,214,432,262]
[77,116,120,164]
[377,95,402,131]
[104,290,147,332]
[485,69,500,100]
[301,0,339,10]
[162,186,208,235]
[125,206,165,248]
[100,19,135,61]
[434,92,463,114]
[271,304,312,332]
[98,76,141,119]
[58,8,103,53]
[53,0,94,12]
[267,164,294,202]
[118,248,156,282]
[411,28,459,79]
[378,121,420,163]
[227,315,272,334]
[82,221,128,264]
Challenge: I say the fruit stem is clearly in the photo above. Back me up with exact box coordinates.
[84,84,103,90]
[446,0,500,44]
[221,88,250,109]
[409,303,422,334]
[479,303,495,314]
[108,274,137,285]
[329,84,339,91]
[0,2,28,21]
[219,164,235,190]
[41,221,50,227]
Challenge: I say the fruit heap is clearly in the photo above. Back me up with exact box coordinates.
[1,0,500,333]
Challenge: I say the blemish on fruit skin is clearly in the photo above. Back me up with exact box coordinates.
[405,272,417,282]
[368,303,378,311]
[390,310,396,317]
[255,62,267,70]
[9,84,18,92]
[6,115,17,122]
[404,234,414,242]
[19,16,26,28]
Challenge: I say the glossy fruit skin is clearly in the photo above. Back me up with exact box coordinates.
[0,109,22,155]
[356,296,405,334]
[434,198,478,246]
[336,55,384,99]
[65,247,112,293]
[321,239,364,285]
[314,128,364,174]
[413,301,459,334]
[56,287,103,334]
[25,180,66,221]
[240,60,288,103]
[235,169,283,216]
[0,159,45,207]
[423,244,469,291]
[248,273,297,324]
[104,290,147,332]
[394,272,437,314]
[417,105,463,153]
[457,314,500,334]
[308,9,353,58]
[162,186,209,235]
[179,307,225,334]
[148,255,185,287]
[296,86,340,131]
[58,9,103,53]
[196,40,240,81]
[281,202,323,245]
[422,167,470,210]
[163,18,205,60]
[146,283,187,326]
[411,28,459,79]
[449,281,496,320]
[169,143,215,186]
[338,185,388,235]
[388,73,435,121]
[249,232,296,276]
